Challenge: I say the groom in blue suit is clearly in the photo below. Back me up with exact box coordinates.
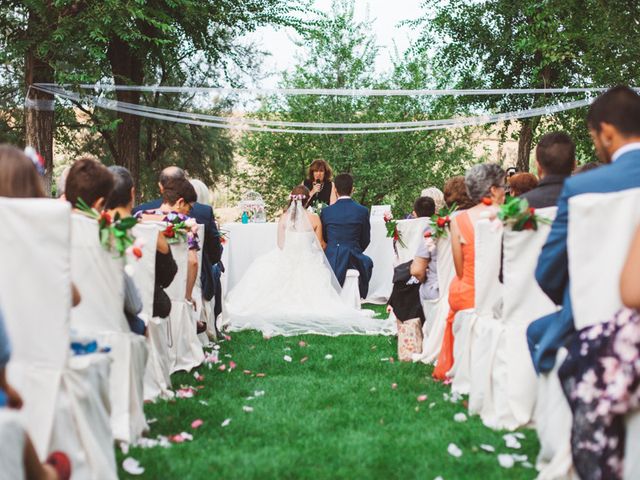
[528,86,640,373]
[321,173,373,299]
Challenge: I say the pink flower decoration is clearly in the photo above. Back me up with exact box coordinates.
[191,419,204,429]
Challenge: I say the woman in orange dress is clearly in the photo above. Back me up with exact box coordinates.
[433,163,506,380]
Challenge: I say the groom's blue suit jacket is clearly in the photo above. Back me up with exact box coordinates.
[530,149,640,373]
[321,198,373,298]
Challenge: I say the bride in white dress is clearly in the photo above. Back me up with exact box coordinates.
[224,186,395,337]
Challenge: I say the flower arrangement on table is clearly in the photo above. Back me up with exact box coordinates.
[383,210,406,255]
[162,213,200,250]
[77,198,141,258]
[429,203,458,239]
[497,197,551,231]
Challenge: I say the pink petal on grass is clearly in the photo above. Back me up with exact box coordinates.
[191,419,204,429]
[243,370,252,375]
[298,341,307,347]
[256,373,266,377]
[223,334,232,341]
[389,357,395,363]
[391,383,398,389]
[218,364,226,371]
[229,361,237,370]
[417,394,428,402]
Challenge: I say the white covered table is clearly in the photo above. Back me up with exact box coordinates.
[221,220,396,303]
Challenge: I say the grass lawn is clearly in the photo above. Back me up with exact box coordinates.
[117,305,539,479]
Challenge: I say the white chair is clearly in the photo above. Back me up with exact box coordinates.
[0,198,116,478]
[568,188,640,329]
[0,409,25,479]
[340,269,362,310]
[130,223,174,402]
[414,236,454,364]
[452,218,503,397]
[165,240,205,373]
[481,207,557,430]
[534,348,574,480]
[395,218,431,264]
[70,213,148,444]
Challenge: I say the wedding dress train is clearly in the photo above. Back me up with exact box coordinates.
[224,201,395,337]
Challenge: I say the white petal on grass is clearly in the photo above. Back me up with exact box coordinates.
[447,443,462,457]
[512,454,528,462]
[498,454,515,468]
[283,355,292,362]
[513,432,526,439]
[242,406,254,413]
[325,354,333,360]
[480,444,496,453]
[503,434,522,449]
[122,458,145,475]
[522,462,534,469]
[453,413,467,422]
[254,390,265,397]
[221,418,231,427]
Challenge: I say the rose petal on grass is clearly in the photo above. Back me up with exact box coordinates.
[242,406,254,413]
[229,361,237,370]
[254,390,265,397]
[498,454,515,468]
[503,434,522,449]
[221,418,231,427]
[256,373,266,377]
[391,383,397,389]
[300,356,308,363]
[447,443,462,458]
[191,419,204,429]
[417,394,428,402]
[453,413,467,422]
[389,357,395,363]
[284,347,291,351]
[198,400,209,406]
[122,457,145,475]
[223,334,231,341]
[513,432,526,439]
[522,462,534,469]
[480,444,495,453]
[283,355,292,362]
[218,364,226,371]
[243,370,252,375]
[429,402,436,409]
[298,341,307,347]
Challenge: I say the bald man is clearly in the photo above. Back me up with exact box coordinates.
[133,167,222,305]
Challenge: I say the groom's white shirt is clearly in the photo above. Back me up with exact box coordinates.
[336,196,351,201]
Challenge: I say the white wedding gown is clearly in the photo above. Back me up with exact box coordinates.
[224,202,395,337]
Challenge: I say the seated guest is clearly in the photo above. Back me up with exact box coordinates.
[558,225,640,480]
[106,166,178,334]
[410,196,438,301]
[411,196,436,219]
[0,145,81,306]
[420,187,446,212]
[508,172,538,197]
[520,132,576,208]
[134,167,222,311]
[1,307,71,479]
[433,163,506,380]
[137,178,204,331]
[528,86,640,375]
[443,176,475,211]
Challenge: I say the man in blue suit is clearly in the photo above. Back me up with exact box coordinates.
[133,167,223,307]
[528,86,640,373]
[321,173,373,299]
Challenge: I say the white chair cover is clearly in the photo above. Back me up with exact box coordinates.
[624,410,640,480]
[131,223,173,401]
[534,348,573,480]
[480,207,557,430]
[70,213,148,444]
[452,219,503,397]
[0,199,116,478]
[568,188,640,330]
[395,218,430,264]
[414,237,454,364]
[340,269,362,310]
[0,409,25,479]
[165,240,205,372]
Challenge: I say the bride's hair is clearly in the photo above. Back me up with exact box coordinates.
[287,185,310,223]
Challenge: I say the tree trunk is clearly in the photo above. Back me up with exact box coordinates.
[107,38,144,198]
[516,116,540,172]
[24,28,55,194]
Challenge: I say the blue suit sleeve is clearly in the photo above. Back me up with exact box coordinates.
[321,209,328,244]
[202,206,222,265]
[535,183,571,305]
[360,209,371,251]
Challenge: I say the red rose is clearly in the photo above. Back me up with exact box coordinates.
[523,220,534,230]
[423,231,432,238]
[436,217,446,228]
[164,224,175,238]
[100,211,112,225]
[481,197,493,206]
[132,246,143,259]
[529,207,535,214]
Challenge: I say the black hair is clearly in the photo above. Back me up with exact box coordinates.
[334,173,354,196]
[587,86,640,136]
[162,177,197,205]
[413,196,436,218]
[536,131,576,175]
[105,165,134,209]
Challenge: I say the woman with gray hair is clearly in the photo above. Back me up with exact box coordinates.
[433,163,506,380]
[420,187,446,212]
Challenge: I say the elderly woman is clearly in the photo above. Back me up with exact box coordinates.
[421,186,446,212]
[303,159,337,207]
[433,163,506,380]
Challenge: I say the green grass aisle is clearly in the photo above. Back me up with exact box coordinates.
[117,306,539,479]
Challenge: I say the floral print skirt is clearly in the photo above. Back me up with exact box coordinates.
[558,307,640,480]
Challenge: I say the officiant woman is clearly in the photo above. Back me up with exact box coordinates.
[303,159,337,207]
